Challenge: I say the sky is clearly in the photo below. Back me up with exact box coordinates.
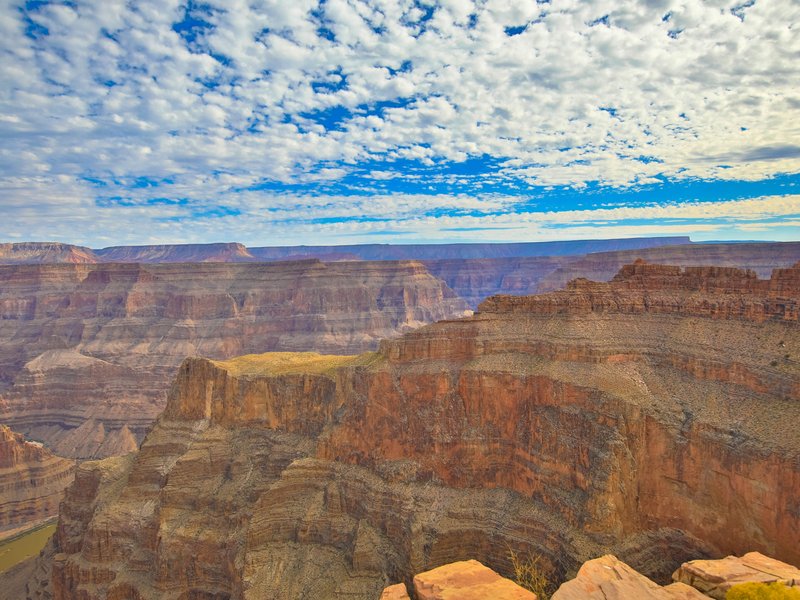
[0,0,799,247]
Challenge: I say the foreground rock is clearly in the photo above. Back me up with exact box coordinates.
[553,555,705,599]
[27,262,800,599]
[0,425,74,539]
[673,552,800,599]
[413,560,537,599]
[0,260,468,459]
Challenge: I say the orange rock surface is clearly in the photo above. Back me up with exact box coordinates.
[379,583,411,599]
[672,552,800,599]
[552,555,706,599]
[412,559,536,599]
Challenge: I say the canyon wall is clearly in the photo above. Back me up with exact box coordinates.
[32,262,799,600]
[4,240,798,310]
[535,242,800,291]
[0,260,468,459]
[0,425,74,538]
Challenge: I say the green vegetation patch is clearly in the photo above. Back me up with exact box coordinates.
[0,522,56,573]
[212,351,382,377]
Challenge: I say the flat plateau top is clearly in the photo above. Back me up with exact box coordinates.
[211,351,380,377]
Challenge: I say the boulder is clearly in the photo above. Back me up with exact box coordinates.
[673,552,800,599]
[412,559,537,600]
[553,555,706,599]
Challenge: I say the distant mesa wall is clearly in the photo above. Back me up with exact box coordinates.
[478,261,800,321]
[0,260,469,459]
[0,237,692,265]
[34,262,800,600]
[0,425,74,538]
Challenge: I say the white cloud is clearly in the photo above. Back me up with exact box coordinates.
[0,0,798,244]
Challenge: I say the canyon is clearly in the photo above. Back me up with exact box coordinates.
[19,260,798,599]
[0,260,469,459]
[0,425,74,540]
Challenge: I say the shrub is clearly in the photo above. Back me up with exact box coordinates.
[508,548,552,600]
[726,581,800,600]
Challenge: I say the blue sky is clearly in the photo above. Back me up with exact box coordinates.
[0,0,798,246]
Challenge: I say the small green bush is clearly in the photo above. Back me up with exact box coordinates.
[726,581,800,600]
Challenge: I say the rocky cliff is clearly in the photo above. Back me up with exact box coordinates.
[0,425,74,538]
[28,261,799,599]
[94,242,256,263]
[0,260,468,459]
[0,243,98,264]
[535,242,800,291]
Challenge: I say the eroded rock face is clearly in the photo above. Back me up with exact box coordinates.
[0,242,98,264]
[672,552,800,599]
[35,262,800,599]
[0,425,74,538]
[552,555,706,599]
[535,242,800,291]
[0,260,469,459]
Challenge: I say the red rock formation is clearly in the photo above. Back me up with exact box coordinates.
[478,261,800,322]
[380,583,412,599]
[0,425,74,538]
[552,555,706,599]
[31,262,800,599]
[536,242,800,290]
[672,552,800,599]
[0,260,469,459]
[0,243,99,264]
[412,559,537,599]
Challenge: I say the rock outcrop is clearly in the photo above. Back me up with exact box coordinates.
[536,242,800,291]
[478,260,800,321]
[424,242,800,308]
[94,242,256,263]
[0,260,469,459]
[0,243,98,264]
[673,552,800,599]
[410,559,537,599]
[26,262,800,599]
[0,425,74,538]
[552,555,706,599]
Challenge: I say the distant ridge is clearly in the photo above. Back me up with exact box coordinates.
[247,237,694,261]
[0,237,692,264]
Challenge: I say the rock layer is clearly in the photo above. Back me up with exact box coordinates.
[0,425,74,538]
[672,552,800,599]
[552,555,706,599]
[0,260,468,459]
[28,262,800,599]
[412,559,537,599]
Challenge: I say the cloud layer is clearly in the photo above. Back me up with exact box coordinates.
[0,0,798,244]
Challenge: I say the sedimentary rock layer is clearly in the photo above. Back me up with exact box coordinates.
[34,262,800,599]
[552,555,706,599]
[535,241,800,291]
[0,425,74,538]
[0,243,98,265]
[0,260,468,459]
[425,242,800,307]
